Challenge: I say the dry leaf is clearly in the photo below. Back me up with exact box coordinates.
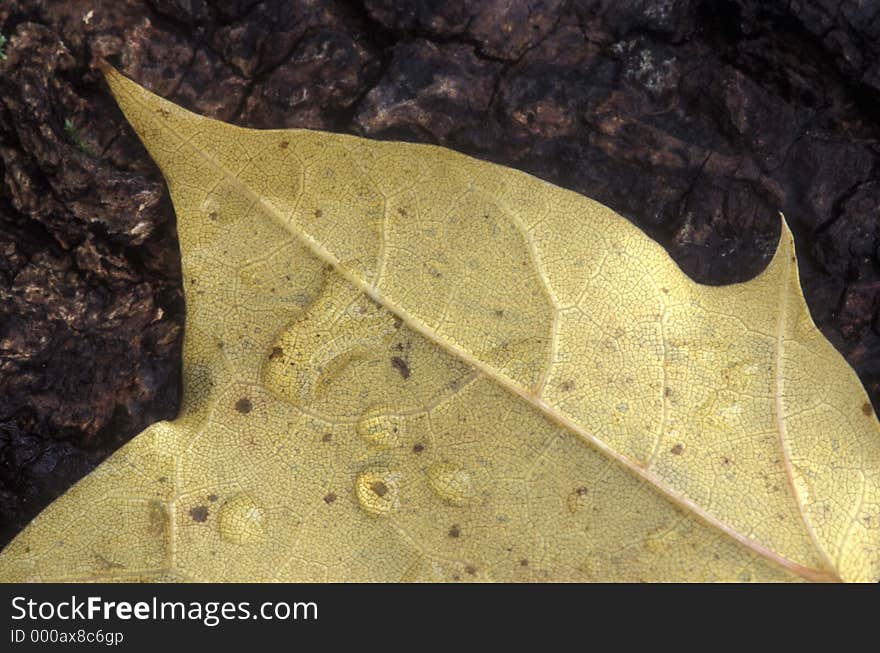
[1,66,879,582]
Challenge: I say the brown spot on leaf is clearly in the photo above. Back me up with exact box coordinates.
[208,211,218,222]
[670,443,684,455]
[279,140,289,149]
[448,524,461,538]
[314,208,322,219]
[321,433,333,443]
[370,480,388,497]
[520,558,529,567]
[391,356,411,379]
[189,506,209,523]
[234,397,253,414]
[207,494,218,502]
[147,501,168,537]
[576,486,589,497]
[465,564,477,576]
[323,492,337,504]
[863,402,873,416]
[268,346,284,361]
[664,387,673,397]
[412,443,424,454]
[559,379,576,392]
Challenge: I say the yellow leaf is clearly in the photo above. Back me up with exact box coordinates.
[2,66,879,582]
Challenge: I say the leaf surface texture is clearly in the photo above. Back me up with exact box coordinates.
[2,68,880,582]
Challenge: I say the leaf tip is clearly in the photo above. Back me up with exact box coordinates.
[760,211,798,282]
[97,59,130,100]
[98,63,207,178]
[95,57,113,76]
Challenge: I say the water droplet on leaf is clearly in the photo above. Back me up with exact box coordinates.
[356,408,403,449]
[427,461,473,506]
[355,470,400,516]
[218,494,266,544]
